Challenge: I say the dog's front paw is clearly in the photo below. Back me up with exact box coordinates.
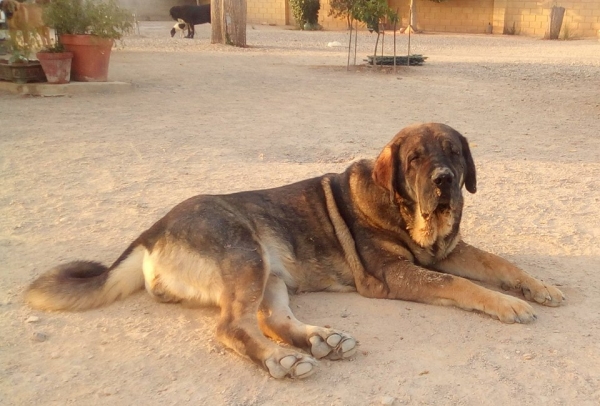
[490,293,537,324]
[264,352,317,379]
[308,330,357,360]
[522,280,565,307]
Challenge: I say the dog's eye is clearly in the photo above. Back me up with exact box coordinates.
[443,142,460,156]
[408,154,420,164]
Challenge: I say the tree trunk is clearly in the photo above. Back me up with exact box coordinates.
[373,31,380,66]
[223,0,247,47]
[547,6,565,40]
[211,0,224,44]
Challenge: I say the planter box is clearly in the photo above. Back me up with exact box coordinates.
[0,60,47,84]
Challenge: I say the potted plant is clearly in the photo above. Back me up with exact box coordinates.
[42,0,134,82]
[36,42,73,84]
[0,31,46,84]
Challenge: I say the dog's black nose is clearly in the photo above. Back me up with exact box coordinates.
[432,169,454,186]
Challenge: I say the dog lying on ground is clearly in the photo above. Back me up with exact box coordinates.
[170,18,190,38]
[25,123,565,379]
[169,4,210,39]
[1,0,50,48]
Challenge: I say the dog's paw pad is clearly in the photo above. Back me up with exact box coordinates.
[309,335,333,359]
[495,295,537,324]
[265,353,317,379]
[523,281,565,307]
[293,361,315,378]
[309,331,357,360]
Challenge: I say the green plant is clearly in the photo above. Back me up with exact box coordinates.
[290,0,320,29]
[329,0,442,30]
[6,28,41,64]
[504,21,518,35]
[43,0,134,39]
[561,23,573,40]
[328,0,354,29]
[353,0,398,34]
[38,42,67,53]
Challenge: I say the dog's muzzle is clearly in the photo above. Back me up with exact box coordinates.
[431,167,455,203]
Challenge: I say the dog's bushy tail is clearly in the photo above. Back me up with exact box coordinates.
[25,245,146,311]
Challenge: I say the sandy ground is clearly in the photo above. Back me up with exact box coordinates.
[1,22,599,405]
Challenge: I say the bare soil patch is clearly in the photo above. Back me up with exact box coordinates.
[1,22,599,405]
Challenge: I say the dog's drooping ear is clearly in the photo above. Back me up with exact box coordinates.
[459,135,477,194]
[372,143,401,203]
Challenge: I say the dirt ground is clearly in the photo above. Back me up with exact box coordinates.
[1,22,599,405]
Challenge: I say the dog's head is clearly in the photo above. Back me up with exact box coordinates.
[1,0,18,19]
[373,123,476,220]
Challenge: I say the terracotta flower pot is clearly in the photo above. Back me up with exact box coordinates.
[59,34,114,82]
[0,60,46,84]
[36,52,73,84]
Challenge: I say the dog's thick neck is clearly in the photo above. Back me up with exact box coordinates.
[399,194,462,250]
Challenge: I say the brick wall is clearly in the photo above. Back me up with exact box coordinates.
[409,0,494,34]
[119,0,199,21]
[499,0,600,38]
[124,0,600,38]
[247,0,288,25]
[323,0,494,32]
[323,0,599,37]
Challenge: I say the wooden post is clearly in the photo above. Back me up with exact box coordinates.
[409,0,417,32]
[407,6,412,66]
[547,6,565,40]
[347,18,353,71]
[381,28,384,69]
[211,0,224,44]
[354,19,358,65]
[393,9,397,74]
[223,0,247,46]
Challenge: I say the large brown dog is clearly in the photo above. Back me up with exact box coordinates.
[26,123,565,379]
[1,0,50,48]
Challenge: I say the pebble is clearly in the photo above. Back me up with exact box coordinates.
[31,332,48,342]
[381,395,396,405]
[26,316,40,323]
[523,353,536,360]
[99,387,117,396]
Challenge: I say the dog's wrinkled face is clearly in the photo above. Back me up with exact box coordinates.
[373,123,477,220]
[1,1,17,19]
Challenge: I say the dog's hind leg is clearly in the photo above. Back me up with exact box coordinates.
[215,250,317,379]
[38,27,50,47]
[258,274,357,361]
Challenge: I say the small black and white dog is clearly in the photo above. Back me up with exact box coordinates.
[169,4,211,39]
[170,19,190,38]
